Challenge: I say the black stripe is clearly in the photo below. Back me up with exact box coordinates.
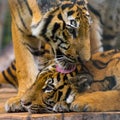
[58,85,65,89]
[7,68,16,80]
[50,7,59,15]
[82,6,87,11]
[41,15,54,35]
[61,3,73,10]
[24,43,38,51]
[17,1,28,30]
[27,48,45,56]
[10,1,26,34]
[24,43,45,56]
[92,58,120,70]
[57,73,61,82]
[17,24,25,33]
[78,57,90,73]
[51,23,60,38]
[70,72,74,77]
[11,62,16,71]
[67,10,75,16]
[57,91,63,101]
[30,50,45,56]
[62,32,67,39]
[2,71,14,85]
[64,87,72,101]
[63,74,68,80]
[41,45,45,49]
[56,48,70,59]
[72,29,77,38]
[56,48,63,58]
[92,60,108,69]
[57,13,63,20]
[43,35,50,42]
[12,13,25,34]
[25,0,33,16]
[44,49,50,54]
[75,66,79,74]
[27,35,37,39]
[42,98,53,108]
[17,0,32,17]
[106,77,116,89]
[93,76,116,90]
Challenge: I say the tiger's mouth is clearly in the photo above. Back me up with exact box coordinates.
[56,57,76,73]
[56,64,76,73]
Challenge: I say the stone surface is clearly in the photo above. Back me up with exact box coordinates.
[0,85,120,120]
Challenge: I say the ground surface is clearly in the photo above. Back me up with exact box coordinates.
[0,85,120,120]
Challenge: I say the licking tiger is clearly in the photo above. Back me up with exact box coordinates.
[0,0,103,112]
[20,49,120,113]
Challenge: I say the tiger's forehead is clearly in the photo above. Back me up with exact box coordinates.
[60,1,89,17]
[59,1,90,26]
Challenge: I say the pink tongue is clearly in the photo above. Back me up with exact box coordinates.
[56,65,76,73]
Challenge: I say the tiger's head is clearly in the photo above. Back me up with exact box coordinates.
[21,66,75,113]
[21,62,92,113]
[32,0,91,73]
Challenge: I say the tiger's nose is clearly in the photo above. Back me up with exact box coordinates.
[20,99,32,107]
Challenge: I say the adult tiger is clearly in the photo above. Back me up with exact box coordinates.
[3,0,103,112]
[20,49,120,113]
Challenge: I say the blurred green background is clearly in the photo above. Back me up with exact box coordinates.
[0,0,11,54]
[2,10,11,48]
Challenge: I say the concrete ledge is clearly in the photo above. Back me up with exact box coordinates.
[0,85,120,120]
[0,112,120,120]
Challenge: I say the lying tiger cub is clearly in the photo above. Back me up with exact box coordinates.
[21,49,120,113]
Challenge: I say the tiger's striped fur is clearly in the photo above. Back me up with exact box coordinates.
[0,43,52,88]
[0,61,17,88]
[2,0,103,112]
[21,49,120,113]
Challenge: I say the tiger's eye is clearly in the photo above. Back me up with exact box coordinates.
[70,20,77,27]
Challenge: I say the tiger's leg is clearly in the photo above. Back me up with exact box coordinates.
[53,101,70,113]
[0,61,18,88]
[5,20,39,112]
[70,90,120,112]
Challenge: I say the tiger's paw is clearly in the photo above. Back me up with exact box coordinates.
[70,102,92,112]
[5,96,27,112]
[70,96,99,112]
[53,101,69,113]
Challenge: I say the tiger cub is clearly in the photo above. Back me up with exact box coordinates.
[20,49,120,113]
